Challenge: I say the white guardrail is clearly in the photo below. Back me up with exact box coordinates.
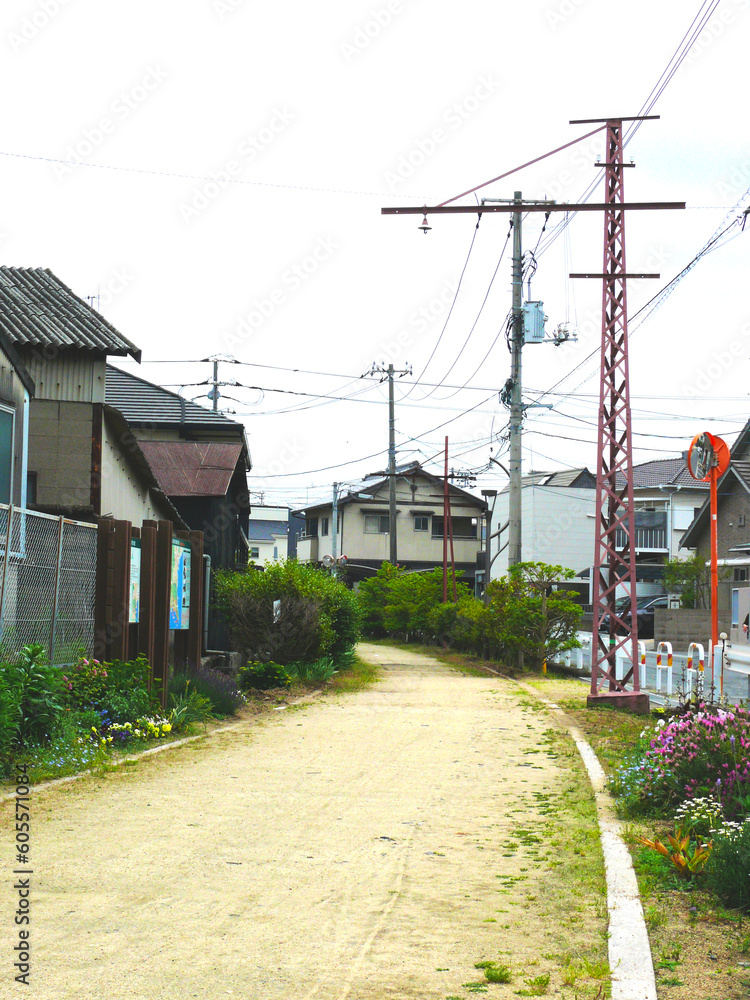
[555,633,714,701]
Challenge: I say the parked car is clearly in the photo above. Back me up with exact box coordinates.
[599,594,669,640]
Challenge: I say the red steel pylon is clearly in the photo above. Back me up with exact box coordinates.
[589,119,643,704]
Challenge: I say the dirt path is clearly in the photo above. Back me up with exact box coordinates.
[1,645,607,1000]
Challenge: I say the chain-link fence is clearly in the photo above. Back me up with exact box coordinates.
[0,504,97,665]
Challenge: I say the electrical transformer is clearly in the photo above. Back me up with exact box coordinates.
[522,301,547,344]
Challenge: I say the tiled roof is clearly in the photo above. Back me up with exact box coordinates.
[139,441,243,497]
[612,456,710,491]
[0,267,140,360]
[246,519,288,542]
[106,365,245,430]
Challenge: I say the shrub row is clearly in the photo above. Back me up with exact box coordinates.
[357,561,583,669]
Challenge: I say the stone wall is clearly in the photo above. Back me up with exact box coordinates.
[653,609,721,651]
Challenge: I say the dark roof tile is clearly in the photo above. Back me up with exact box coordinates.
[0,267,140,359]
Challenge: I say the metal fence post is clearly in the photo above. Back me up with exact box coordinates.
[0,503,14,640]
[48,516,65,664]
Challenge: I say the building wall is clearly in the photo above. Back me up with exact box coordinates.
[19,350,106,403]
[100,414,174,524]
[28,399,93,507]
[492,486,596,577]
[0,344,31,506]
[299,479,484,573]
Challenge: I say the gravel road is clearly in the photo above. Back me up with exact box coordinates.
[1,644,601,1000]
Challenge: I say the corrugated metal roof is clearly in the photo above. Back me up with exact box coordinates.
[0,267,141,360]
[106,365,245,429]
[139,441,243,497]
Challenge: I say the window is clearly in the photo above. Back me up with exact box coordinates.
[0,406,13,505]
[249,546,260,560]
[734,568,748,582]
[431,516,477,539]
[305,517,318,538]
[321,517,329,536]
[364,514,389,534]
[414,516,429,532]
[740,514,747,527]
[273,546,279,560]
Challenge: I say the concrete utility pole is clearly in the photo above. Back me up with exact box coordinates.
[509,191,523,568]
[331,482,338,563]
[367,362,411,565]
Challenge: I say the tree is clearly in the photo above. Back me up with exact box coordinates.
[356,562,404,636]
[663,552,711,609]
[487,562,583,670]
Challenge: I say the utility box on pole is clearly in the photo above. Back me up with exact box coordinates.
[522,301,548,344]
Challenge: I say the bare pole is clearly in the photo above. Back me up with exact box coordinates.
[509,190,523,569]
[388,364,397,565]
[443,438,448,603]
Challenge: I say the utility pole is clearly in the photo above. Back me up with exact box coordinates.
[481,192,550,569]
[367,362,411,565]
[331,482,338,563]
[510,191,523,568]
[211,358,219,411]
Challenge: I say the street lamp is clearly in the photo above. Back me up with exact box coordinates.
[481,489,498,604]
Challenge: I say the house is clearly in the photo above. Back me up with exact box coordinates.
[0,327,35,507]
[294,462,487,588]
[488,458,708,599]
[105,364,252,650]
[680,420,750,638]
[490,468,596,584]
[0,266,182,527]
[246,506,300,563]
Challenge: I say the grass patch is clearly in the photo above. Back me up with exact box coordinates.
[330,653,379,693]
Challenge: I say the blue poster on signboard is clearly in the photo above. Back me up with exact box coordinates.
[129,539,141,624]
[169,539,191,630]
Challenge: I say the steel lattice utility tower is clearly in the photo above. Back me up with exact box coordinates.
[382,119,684,699]
[570,116,676,711]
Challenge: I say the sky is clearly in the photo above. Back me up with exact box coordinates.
[0,0,748,510]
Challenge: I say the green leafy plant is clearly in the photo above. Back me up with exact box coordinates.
[638,824,712,878]
[238,661,291,691]
[704,817,750,910]
[216,561,360,664]
[285,657,338,684]
[11,644,65,745]
[167,678,214,731]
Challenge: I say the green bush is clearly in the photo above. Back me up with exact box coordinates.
[9,645,65,745]
[286,657,338,684]
[238,661,291,691]
[356,562,405,636]
[167,677,214,731]
[172,667,245,717]
[381,568,472,639]
[705,818,750,910]
[215,561,361,664]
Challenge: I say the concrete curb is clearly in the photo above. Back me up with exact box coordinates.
[519,682,657,1000]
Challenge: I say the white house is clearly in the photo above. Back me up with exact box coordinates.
[294,462,487,588]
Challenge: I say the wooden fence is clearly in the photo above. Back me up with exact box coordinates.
[94,518,204,710]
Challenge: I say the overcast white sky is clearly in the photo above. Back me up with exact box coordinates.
[1,0,747,508]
